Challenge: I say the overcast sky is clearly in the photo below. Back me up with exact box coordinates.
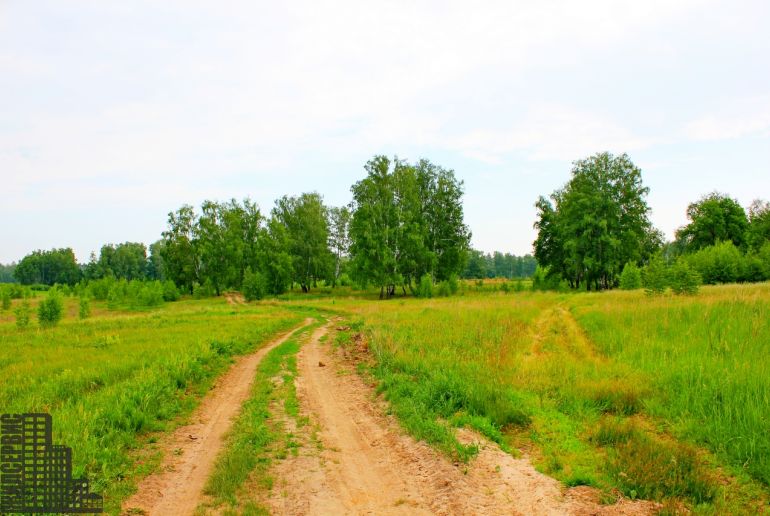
[2,1,769,263]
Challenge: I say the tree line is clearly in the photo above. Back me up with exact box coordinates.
[533,152,770,291]
[9,156,473,299]
[462,250,537,279]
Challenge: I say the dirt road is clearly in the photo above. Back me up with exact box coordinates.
[122,318,314,516]
[267,323,658,515]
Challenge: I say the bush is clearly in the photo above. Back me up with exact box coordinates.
[686,241,743,284]
[87,277,115,301]
[337,273,352,287]
[642,258,668,295]
[669,261,701,296]
[619,262,642,290]
[193,279,217,299]
[416,274,433,298]
[500,281,510,293]
[241,268,266,301]
[14,301,31,329]
[162,280,180,301]
[38,291,64,328]
[1,290,10,311]
[79,297,91,319]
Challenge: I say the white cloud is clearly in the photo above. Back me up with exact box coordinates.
[684,95,770,141]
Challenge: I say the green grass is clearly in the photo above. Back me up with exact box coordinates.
[321,285,770,512]
[0,297,306,514]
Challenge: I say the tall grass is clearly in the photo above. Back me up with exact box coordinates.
[572,283,770,486]
[0,298,304,514]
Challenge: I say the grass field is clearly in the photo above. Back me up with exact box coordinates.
[321,283,770,513]
[0,297,308,513]
[1,283,768,514]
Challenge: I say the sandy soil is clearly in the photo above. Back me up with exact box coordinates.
[121,318,314,516]
[266,323,660,515]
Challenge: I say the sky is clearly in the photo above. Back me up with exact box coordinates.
[1,0,769,264]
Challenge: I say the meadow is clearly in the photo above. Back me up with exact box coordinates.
[0,296,308,513]
[321,283,770,513]
[1,282,768,514]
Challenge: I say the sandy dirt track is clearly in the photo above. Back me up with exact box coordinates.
[121,318,314,516]
[266,323,659,515]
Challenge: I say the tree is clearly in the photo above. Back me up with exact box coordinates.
[619,262,642,290]
[328,206,351,286]
[0,263,16,283]
[676,192,748,251]
[533,152,658,290]
[257,216,293,295]
[349,155,470,298]
[747,199,770,252]
[14,248,81,285]
[38,290,64,328]
[90,242,147,280]
[161,205,200,294]
[272,193,333,293]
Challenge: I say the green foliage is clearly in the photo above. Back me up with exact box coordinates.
[193,279,217,299]
[676,192,748,251]
[79,297,91,319]
[84,242,148,281]
[462,250,537,279]
[1,290,10,310]
[416,274,433,298]
[0,263,17,283]
[38,291,64,328]
[14,301,31,329]
[241,268,266,301]
[534,152,660,290]
[162,280,180,301]
[349,156,470,298]
[619,262,642,290]
[685,241,744,284]
[669,260,701,295]
[104,279,169,309]
[747,199,770,252]
[14,248,81,285]
[272,193,334,293]
[642,257,668,295]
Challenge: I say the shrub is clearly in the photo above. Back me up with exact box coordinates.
[38,291,64,328]
[241,268,266,301]
[416,274,433,298]
[500,281,510,293]
[436,280,451,297]
[87,277,114,301]
[619,262,642,290]
[193,279,217,299]
[686,241,743,284]
[337,273,352,287]
[447,274,459,295]
[79,297,91,319]
[14,301,31,329]
[669,260,701,296]
[162,280,180,301]
[138,282,164,307]
[642,258,668,295]
[1,290,10,311]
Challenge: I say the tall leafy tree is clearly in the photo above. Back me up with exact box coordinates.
[14,248,81,285]
[328,206,351,286]
[676,192,748,251]
[747,199,770,252]
[161,205,200,293]
[533,152,658,290]
[349,155,470,297]
[272,193,333,292]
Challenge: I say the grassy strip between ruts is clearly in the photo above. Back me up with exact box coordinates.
[199,318,325,515]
